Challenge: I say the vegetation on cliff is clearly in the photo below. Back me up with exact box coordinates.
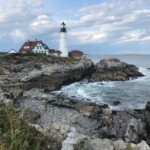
[0,53,77,64]
[0,105,51,150]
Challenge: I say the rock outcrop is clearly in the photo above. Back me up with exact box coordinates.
[18,57,94,91]
[0,55,94,103]
[30,122,150,150]
[90,58,143,82]
[19,89,150,146]
[0,54,149,150]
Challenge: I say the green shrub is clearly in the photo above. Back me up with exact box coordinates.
[0,105,51,150]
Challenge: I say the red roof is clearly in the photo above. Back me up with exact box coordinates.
[69,50,83,53]
[68,50,83,57]
[19,40,49,53]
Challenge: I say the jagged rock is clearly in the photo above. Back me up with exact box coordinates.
[19,58,94,91]
[123,118,145,143]
[90,58,143,82]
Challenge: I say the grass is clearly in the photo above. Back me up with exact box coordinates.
[0,105,51,150]
[0,52,77,65]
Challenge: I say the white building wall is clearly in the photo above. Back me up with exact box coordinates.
[8,50,17,54]
[32,43,49,55]
[59,32,68,57]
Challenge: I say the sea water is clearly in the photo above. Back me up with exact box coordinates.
[55,54,150,110]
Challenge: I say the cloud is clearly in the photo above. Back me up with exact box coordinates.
[10,29,27,41]
[69,31,108,45]
[0,0,49,41]
[30,15,57,34]
[66,0,150,45]
[0,0,149,54]
[118,30,150,43]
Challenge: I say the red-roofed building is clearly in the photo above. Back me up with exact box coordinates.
[19,39,50,55]
[68,50,83,58]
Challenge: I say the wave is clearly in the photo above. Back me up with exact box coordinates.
[54,67,150,110]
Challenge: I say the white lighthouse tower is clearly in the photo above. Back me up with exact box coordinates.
[59,22,68,57]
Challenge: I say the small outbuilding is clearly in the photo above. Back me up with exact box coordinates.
[68,50,83,58]
[8,49,17,54]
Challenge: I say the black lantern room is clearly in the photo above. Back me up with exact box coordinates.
[60,22,67,32]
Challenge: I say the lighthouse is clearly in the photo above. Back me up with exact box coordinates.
[59,22,68,57]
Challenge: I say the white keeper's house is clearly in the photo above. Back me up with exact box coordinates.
[19,39,61,56]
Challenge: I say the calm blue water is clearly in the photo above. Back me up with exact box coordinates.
[55,55,150,110]
[86,54,150,68]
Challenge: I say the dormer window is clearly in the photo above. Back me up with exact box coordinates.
[24,46,30,49]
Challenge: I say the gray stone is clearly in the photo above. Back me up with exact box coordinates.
[90,58,143,82]
[124,118,145,143]
[137,140,150,150]
[113,140,127,150]
[81,139,114,150]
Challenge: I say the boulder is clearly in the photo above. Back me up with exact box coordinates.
[113,100,121,106]
[90,58,143,82]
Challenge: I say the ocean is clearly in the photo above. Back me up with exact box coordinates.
[55,54,150,110]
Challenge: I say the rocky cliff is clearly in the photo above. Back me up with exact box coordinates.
[20,89,150,150]
[90,58,143,82]
[0,54,94,104]
[0,54,149,150]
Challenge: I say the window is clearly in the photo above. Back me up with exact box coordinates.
[24,46,29,49]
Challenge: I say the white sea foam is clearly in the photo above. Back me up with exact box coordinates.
[55,66,150,110]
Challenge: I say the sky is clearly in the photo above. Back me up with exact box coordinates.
[0,0,150,54]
